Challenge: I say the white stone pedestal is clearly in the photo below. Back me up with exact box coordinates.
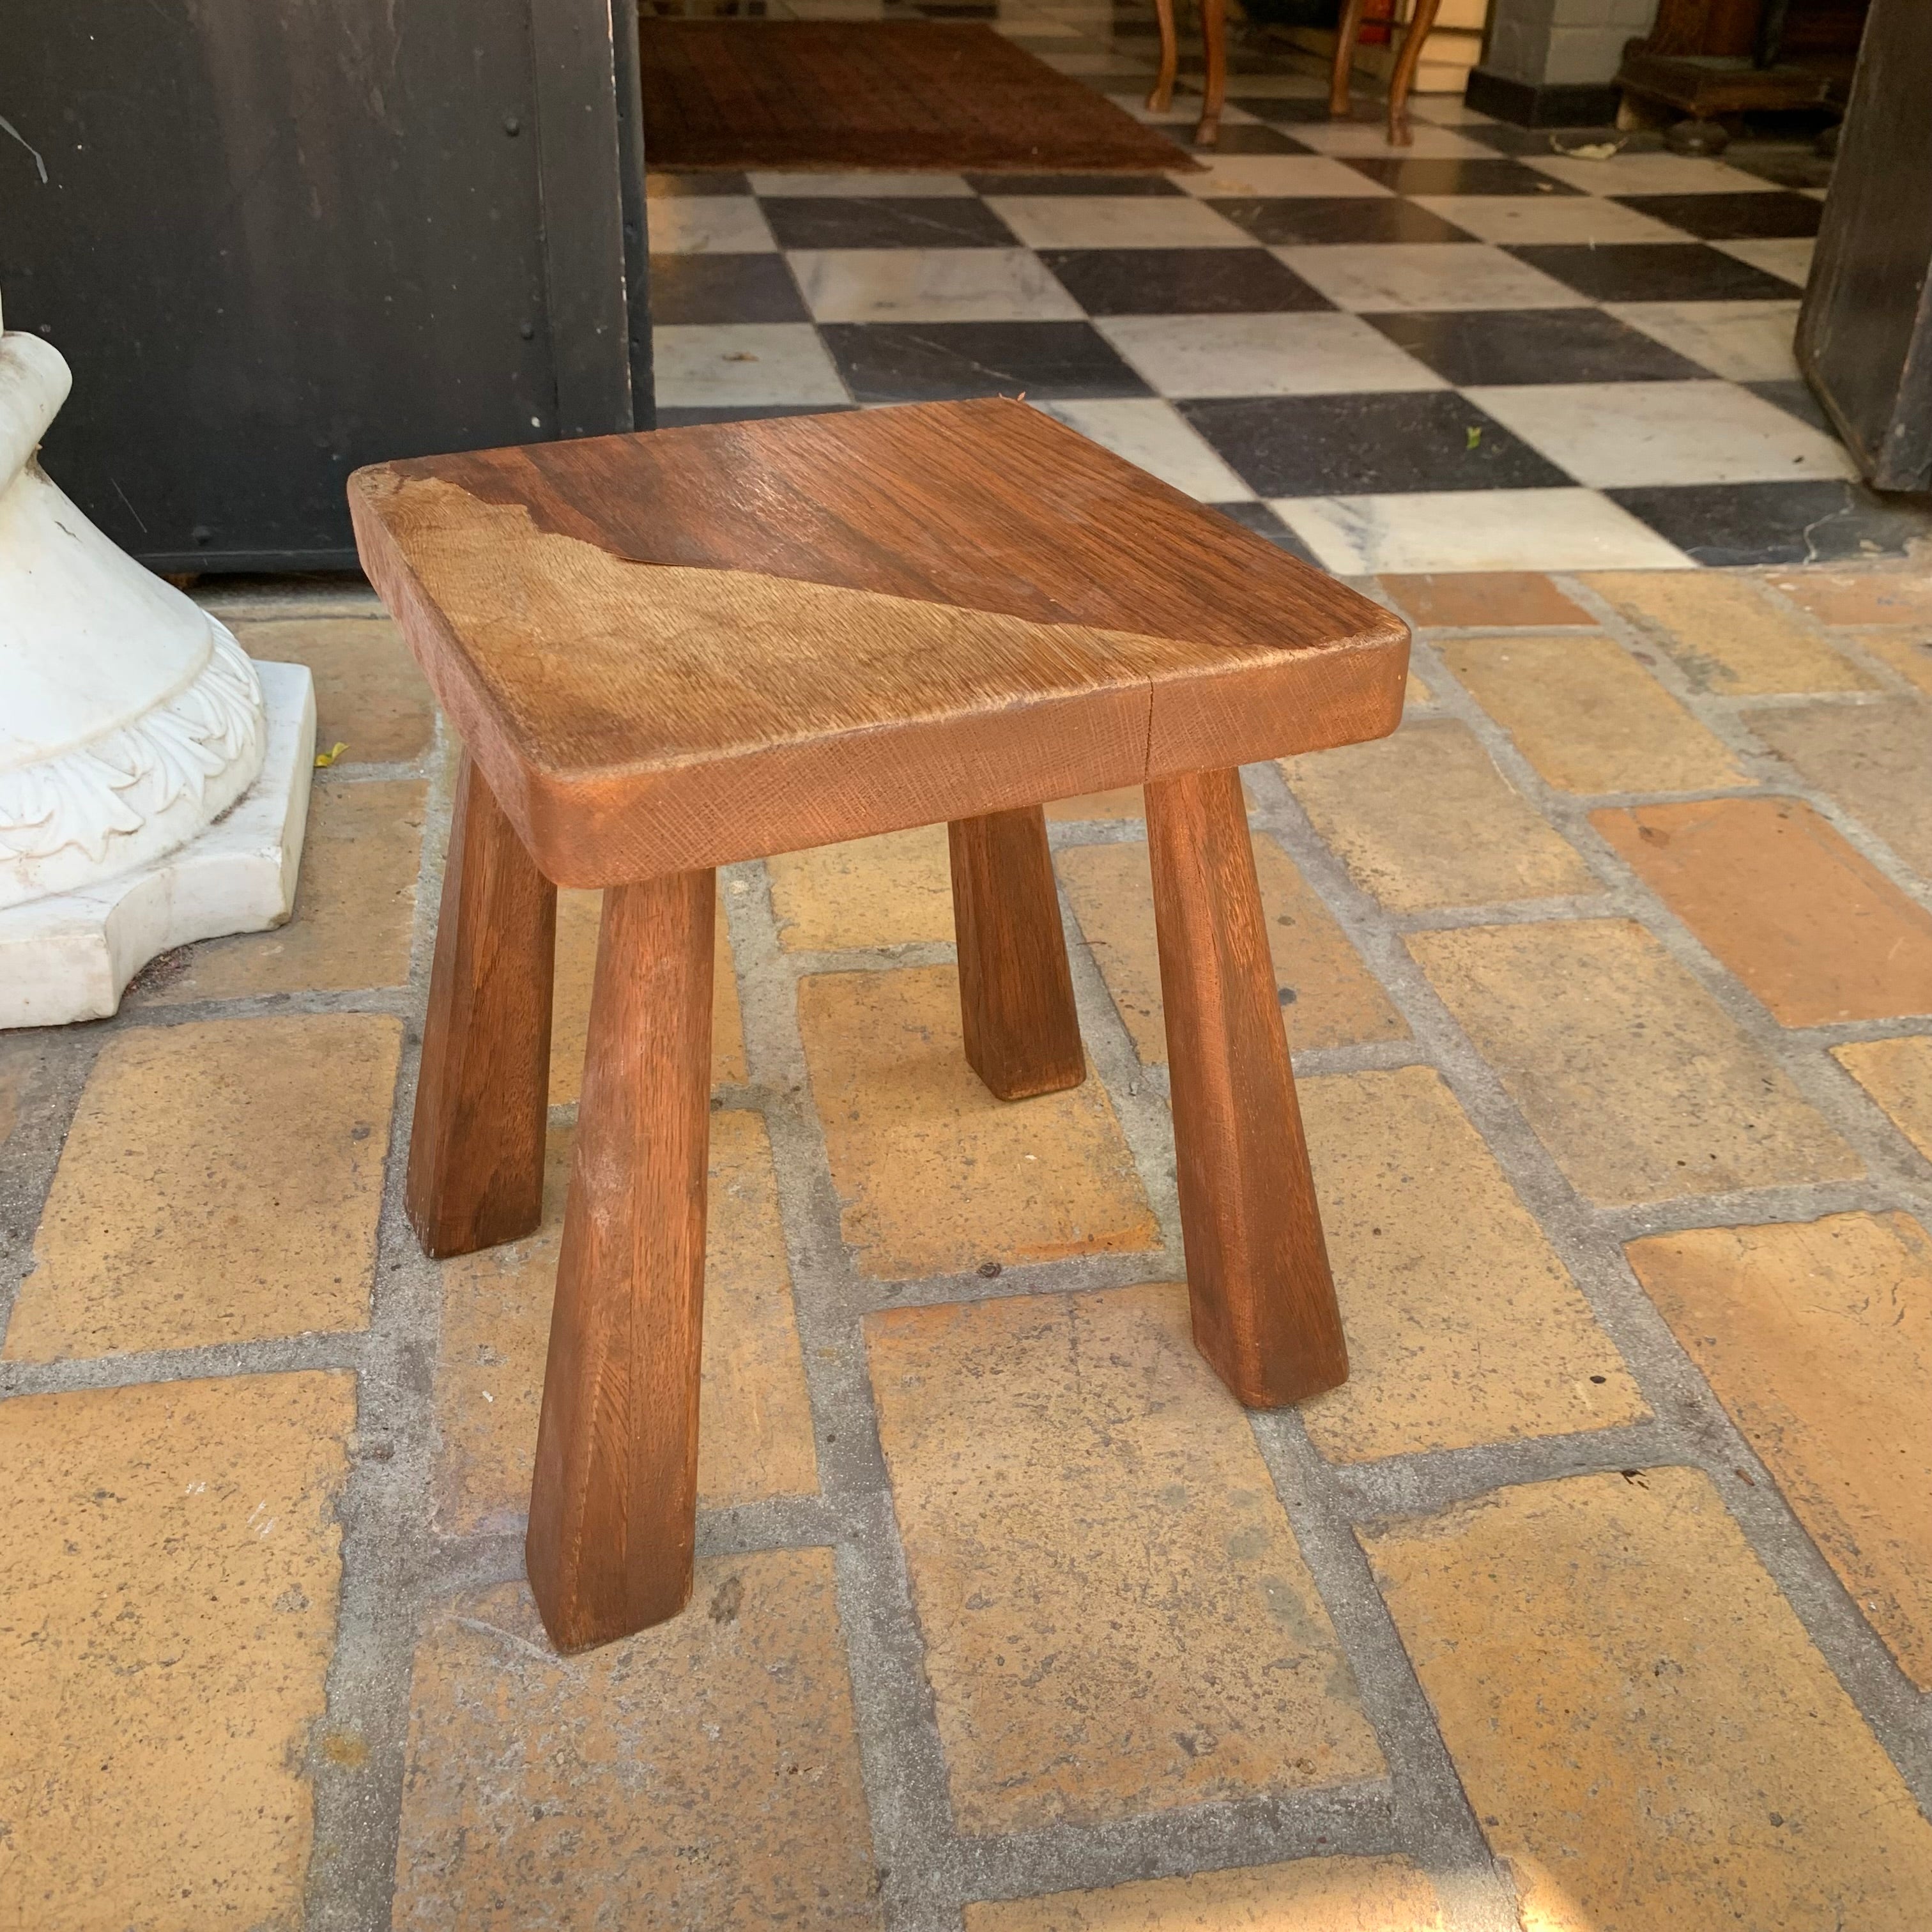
[1,306,318,1027]
[0,659,316,1027]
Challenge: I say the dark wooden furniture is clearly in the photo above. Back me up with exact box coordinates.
[1147,0,1228,148]
[1798,0,1932,490]
[1330,0,1446,148]
[1616,0,1866,119]
[349,399,1409,1653]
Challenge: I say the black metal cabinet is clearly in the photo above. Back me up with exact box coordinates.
[0,0,652,571]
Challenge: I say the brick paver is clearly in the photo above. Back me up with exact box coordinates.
[4,562,1930,1924]
[1361,1468,1932,1930]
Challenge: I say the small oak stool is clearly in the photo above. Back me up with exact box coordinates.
[349,399,1408,1653]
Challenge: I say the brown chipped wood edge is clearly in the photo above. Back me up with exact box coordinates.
[348,465,1411,886]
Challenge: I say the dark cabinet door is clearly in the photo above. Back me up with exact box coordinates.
[1797,0,1932,492]
[0,0,651,571]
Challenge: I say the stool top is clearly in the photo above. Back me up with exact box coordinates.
[349,398,1406,885]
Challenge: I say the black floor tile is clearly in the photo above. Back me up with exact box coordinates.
[818,321,1152,402]
[1208,500,1321,565]
[1039,245,1333,314]
[649,253,807,325]
[1179,392,1573,496]
[1506,242,1802,302]
[1745,379,1836,437]
[762,197,1020,250]
[1613,190,1822,241]
[1607,480,1932,566]
[654,404,855,427]
[1209,195,1475,245]
[1202,123,1319,155]
[1344,156,1585,195]
[1367,307,1708,386]
[647,171,753,197]
[1221,96,1339,125]
[965,172,1184,196]
[1722,144,1834,190]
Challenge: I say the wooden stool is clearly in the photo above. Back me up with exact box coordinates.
[1331,0,1445,148]
[349,399,1409,1653]
[1146,0,1227,148]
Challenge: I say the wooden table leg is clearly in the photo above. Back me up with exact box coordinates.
[526,870,715,1652]
[1386,0,1443,146]
[1195,0,1227,147]
[949,806,1085,1101]
[406,751,556,1259]
[1330,0,1368,119]
[1146,0,1178,113]
[1145,767,1347,1407]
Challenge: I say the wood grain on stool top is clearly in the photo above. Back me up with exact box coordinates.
[349,400,1407,885]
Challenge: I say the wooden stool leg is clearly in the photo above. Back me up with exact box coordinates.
[949,806,1085,1101]
[406,751,556,1259]
[1195,0,1227,146]
[1386,0,1442,146]
[1146,0,1178,113]
[526,870,715,1652]
[1330,0,1368,118]
[1145,768,1347,1407]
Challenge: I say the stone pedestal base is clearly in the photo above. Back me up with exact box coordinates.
[1,661,318,1028]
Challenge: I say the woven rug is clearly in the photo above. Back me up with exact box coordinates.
[639,20,1199,173]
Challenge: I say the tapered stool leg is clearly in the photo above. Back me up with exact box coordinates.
[1145,767,1347,1406]
[949,806,1085,1101]
[407,751,556,1259]
[526,870,715,1651]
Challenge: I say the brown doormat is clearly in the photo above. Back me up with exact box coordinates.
[639,20,1200,173]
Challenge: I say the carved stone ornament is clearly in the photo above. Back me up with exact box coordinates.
[1,306,316,1025]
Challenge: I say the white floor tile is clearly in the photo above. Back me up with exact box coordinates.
[1526,152,1781,195]
[789,249,1084,323]
[1096,312,1446,398]
[1289,123,1496,159]
[1713,236,1814,287]
[1409,193,1693,246]
[1039,397,1255,500]
[1462,379,1855,487]
[1406,97,1498,126]
[748,171,976,197]
[1606,301,1802,382]
[1276,242,1586,312]
[1274,488,1692,573]
[984,194,1254,249]
[647,197,777,255]
[652,323,850,408]
[1170,154,1397,199]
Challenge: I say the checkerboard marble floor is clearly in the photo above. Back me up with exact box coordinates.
[645,0,1932,572]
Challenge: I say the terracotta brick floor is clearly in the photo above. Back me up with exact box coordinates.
[3,564,1932,1929]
